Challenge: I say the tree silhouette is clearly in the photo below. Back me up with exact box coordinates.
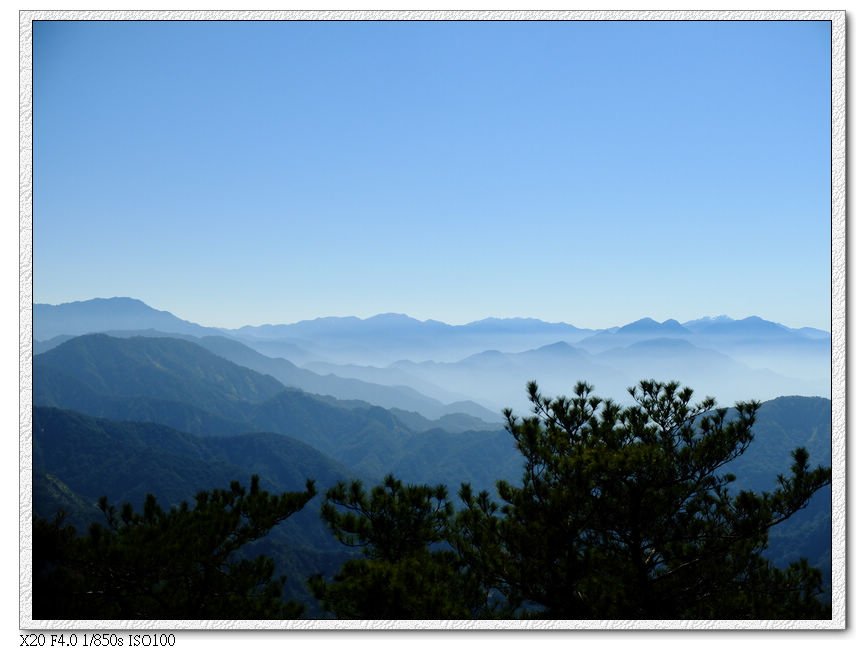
[310,474,488,618]
[33,475,316,619]
[453,380,831,619]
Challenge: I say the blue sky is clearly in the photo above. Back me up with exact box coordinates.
[33,19,831,329]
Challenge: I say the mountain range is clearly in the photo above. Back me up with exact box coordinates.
[31,332,524,611]
[34,334,519,487]
[30,334,832,605]
[34,297,830,412]
[29,297,833,609]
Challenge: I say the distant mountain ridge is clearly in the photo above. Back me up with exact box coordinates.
[30,307,832,608]
[33,297,830,410]
[34,297,224,341]
[617,317,690,335]
[34,297,829,345]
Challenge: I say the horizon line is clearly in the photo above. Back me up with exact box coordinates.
[33,295,831,334]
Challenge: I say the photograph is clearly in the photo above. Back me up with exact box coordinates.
[20,10,845,631]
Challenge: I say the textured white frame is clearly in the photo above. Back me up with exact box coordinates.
[18,9,847,631]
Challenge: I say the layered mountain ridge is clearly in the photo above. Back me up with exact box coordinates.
[34,297,829,412]
[30,297,834,611]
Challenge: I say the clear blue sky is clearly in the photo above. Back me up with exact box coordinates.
[33,19,831,329]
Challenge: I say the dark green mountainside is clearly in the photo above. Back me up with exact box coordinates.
[31,333,832,616]
[34,328,501,424]
[33,334,521,492]
[35,334,286,420]
[32,406,357,610]
[727,396,832,580]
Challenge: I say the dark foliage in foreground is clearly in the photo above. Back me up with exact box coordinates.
[33,380,831,620]
[315,381,831,619]
[309,475,489,619]
[33,476,315,619]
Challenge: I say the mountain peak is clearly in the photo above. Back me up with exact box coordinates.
[618,317,689,334]
[684,315,734,326]
[524,341,587,358]
[684,315,792,337]
[365,313,419,323]
[741,315,772,324]
[34,297,216,341]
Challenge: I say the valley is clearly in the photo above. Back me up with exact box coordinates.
[29,297,834,619]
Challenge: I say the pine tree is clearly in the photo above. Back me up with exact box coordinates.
[310,474,487,618]
[453,380,831,619]
[33,475,316,619]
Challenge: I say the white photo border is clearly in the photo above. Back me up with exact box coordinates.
[18,8,847,631]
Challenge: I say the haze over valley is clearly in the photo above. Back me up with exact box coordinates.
[35,297,830,414]
[30,296,834,616]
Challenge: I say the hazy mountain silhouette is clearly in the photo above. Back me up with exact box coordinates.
[34,297,223,341]
[191,335,499,423]
[33,334,517,492]
[35,328,499,424]
[33,298,830,409]
[30,308,832,606]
